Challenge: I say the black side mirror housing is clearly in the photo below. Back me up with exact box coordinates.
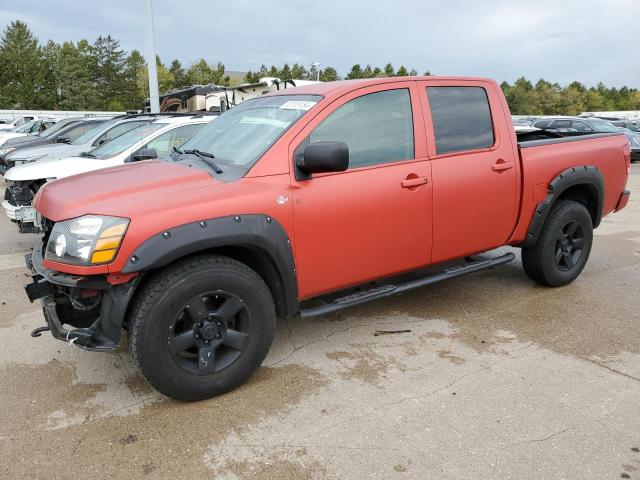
[296,141,349,179]
[133,148,158,161]
[56,136,70,144]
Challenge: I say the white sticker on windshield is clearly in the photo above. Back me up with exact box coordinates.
[279,100,317,111]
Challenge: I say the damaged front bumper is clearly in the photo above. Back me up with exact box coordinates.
[3,186,40,233]
[24,244,139,351]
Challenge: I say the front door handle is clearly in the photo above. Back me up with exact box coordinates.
[492,160,514,172]
[401,176,429,188]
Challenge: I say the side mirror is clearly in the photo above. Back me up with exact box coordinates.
[296,141,349,178]
[133,148,158,161]
[56,136,70,144]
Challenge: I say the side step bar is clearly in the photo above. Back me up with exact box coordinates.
[300,252,516,319]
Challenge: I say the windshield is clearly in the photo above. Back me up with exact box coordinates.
[72,120,117,145]
[589,119,618,133]
[38,119,75,138]
[14,120,38,133]
[179,94,322,167]
[87,123,165,159]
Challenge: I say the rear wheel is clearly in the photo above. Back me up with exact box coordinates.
[522,200,593,287]
[130,254,275,401]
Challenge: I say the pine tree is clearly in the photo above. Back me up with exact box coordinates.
[319,66,338,82]
[0,21,44,108]
[346,64,363,80]
[169,59,186,88]
[384,63,395,77]
[92,35,127,110]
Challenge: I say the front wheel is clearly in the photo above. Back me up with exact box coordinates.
[522,200,593,287]
[129,255,276,401]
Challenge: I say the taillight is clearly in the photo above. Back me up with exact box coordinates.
[622,143,631,175]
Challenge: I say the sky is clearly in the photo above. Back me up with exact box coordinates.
[1,0,639,87]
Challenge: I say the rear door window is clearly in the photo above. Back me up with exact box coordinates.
[571,121,593,132]
[426,86,494,154]
[94,121,148,146]
[553,120,572,129]
[64,122,102,142]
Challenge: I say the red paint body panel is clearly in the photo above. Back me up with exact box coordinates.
[33,76,630,301]
[508,136,629,244]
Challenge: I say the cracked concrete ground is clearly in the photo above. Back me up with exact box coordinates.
[0,165,639,479]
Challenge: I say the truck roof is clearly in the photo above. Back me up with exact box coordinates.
[265,76,496,100]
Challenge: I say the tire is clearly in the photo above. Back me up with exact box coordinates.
[129,254,276,401]
[522,200,593,287]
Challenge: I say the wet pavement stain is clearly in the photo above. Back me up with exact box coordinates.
[437,349,466,365]
[0,360,107,436]
[0,364,328,479]
[326,345,408,386]
[212,453,326,480]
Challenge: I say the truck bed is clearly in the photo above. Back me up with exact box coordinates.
[509,132,629,245]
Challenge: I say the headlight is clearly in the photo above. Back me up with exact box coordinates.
[0,147,15,156]
[45,215,129,265]
[633,137,640,147]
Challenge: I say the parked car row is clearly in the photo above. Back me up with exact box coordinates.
[1,113,216,232]
[512,116,640,162]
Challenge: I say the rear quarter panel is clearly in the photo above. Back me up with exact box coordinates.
[510,135,629,244]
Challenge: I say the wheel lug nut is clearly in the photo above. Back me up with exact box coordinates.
[195,334,200,339]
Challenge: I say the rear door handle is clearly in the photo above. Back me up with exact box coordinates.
[492,161,514,171]
[401,176,429,188]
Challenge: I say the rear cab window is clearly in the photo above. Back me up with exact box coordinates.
[426,86,494,155]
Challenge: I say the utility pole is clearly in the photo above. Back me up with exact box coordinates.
[145,0,160,113]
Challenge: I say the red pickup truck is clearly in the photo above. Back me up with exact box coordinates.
[24,77,631,401]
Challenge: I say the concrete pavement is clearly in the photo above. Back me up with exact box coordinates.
[0,165,639,479]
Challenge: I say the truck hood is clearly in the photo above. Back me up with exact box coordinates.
[4,154,121,181]
[7,143,87,162]
[34,160,218,222]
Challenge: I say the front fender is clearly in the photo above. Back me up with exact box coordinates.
[121,214,298,315]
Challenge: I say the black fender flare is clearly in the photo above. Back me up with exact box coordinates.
[122,214,299,316]
[521,165,604,248]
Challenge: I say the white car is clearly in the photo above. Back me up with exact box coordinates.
[3,115,215,232]
[0,116,35,132]
[0,119,55,146]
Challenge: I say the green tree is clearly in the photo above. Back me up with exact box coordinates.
[396,66,408,76]
[534,79,561,115]
[279,63,292,80]
[291,63,307,79]
[185,58,212,85]
[319,66,338,82]
[0,20,44,108]
[384,63,395,77]
[346,64,363,79]
[122,49,145,109]
[169,59,186,87]
[243,71,261,83]
[92,35,127,109]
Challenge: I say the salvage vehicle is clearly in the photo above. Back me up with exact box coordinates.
[0,115,161,171]
[0,115,34,131]
[0,118,109,173]
[4,115,213,232]
[532,117,620,135]
[610,120,640,133]
[0,119,55,146]
[24,77,630,401]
